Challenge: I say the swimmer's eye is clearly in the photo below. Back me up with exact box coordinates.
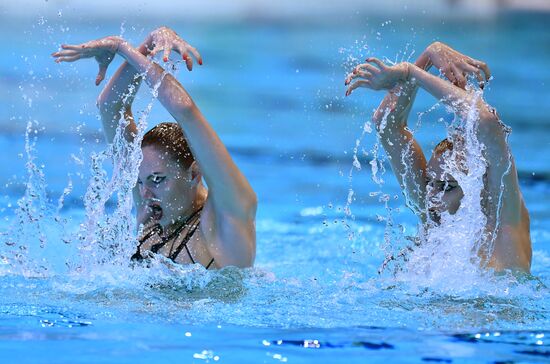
[137,179,143,185]
[444,183,457,192]
[150,175,166,185]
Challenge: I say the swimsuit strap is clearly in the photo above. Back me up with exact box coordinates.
[167,206,203,262]
[133,206,215,269]
[205,258,215,270]
[131,224,163,261]
[164,207,203,243]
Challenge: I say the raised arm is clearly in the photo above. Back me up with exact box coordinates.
[345,42,493,221]
[345,46,530,270]
[114,33,257,267]
[53,30,257,267]
[95,43,146,143]
[95,28,201,144]
[397,62,528,269]
[346,51,432,218]
[111,34,256,214]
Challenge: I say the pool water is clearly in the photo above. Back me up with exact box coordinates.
[0,7,549,364]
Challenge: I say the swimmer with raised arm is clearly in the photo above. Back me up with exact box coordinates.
[345,42,531,272]
[52,27,257,269]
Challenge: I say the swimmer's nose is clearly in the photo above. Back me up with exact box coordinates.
[139,185,155,200]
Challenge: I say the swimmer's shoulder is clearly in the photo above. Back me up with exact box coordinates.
[490,203,531,273]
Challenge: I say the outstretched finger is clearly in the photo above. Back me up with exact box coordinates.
[182,53,193,71]
[345,80,371,96]
[96,65,108,86]
[52,50,79,58]
[366,57,386,70]
[162,47,171,63]
[345,70,372,85]
[470,60,491,81]
[354,63,378,75]
[61,44,84,51]
[54,55,82,63]
[188,46,203,66]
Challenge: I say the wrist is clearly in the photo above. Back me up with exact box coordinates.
[415,50,432,71]
[407,63,419,81]
[116,39,132,55]
[106,36,125,53]
[401,62,412,82]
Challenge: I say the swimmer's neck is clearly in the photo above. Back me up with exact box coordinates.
[163,187,207,236]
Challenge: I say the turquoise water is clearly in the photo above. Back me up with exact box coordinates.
[1,9,549,363]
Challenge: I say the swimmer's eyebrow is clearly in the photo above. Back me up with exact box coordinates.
[433,180,459,188]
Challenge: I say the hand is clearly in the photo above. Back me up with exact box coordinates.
[426,42,491,89]
[345,58,409,96]
[143,26,202,71]
[52,36,123,85]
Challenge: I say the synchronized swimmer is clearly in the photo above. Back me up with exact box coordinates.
[53,28,531,273]
[53,27,257,269]
[345,42,531,272]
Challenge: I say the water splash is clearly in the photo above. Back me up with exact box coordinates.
[75,76,157,270]
[0,121,67,277]
[393,90,498,289]
[70,55,201,280]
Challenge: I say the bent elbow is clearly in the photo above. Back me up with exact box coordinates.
[372,108,387,132]
[236,185,258,221]
[477,102,504,133]
[245,190,258,218]
[477,101,499,124]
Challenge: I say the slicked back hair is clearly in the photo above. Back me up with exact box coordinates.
[141,122,194,170]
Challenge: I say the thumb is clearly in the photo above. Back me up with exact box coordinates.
[96,65,107,86]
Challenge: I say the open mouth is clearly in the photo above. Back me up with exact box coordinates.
[150,204,163,221]
[146,199,163,221]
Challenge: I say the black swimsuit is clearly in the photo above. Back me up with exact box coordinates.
[131,207,215,269]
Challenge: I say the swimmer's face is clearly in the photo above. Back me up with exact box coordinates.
[136,146,198,228]
[426,151,464,224]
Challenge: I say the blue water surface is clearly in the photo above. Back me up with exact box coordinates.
[0,7,549,364]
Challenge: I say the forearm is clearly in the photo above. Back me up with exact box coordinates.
[373,52,431,133]
[407,62,487,120]
[372,53,431,217]
[97,43,149,143]
[116,41,257,216]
